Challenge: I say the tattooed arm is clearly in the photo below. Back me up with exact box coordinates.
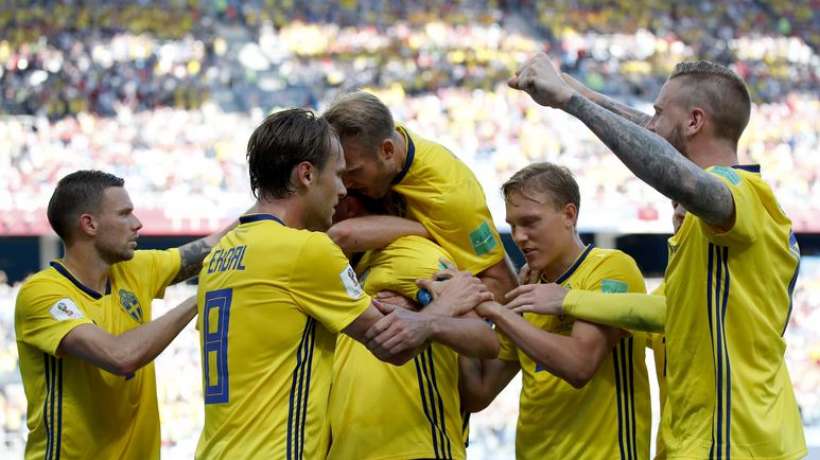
[563,73,651,127]
[562,95,734,227]
[171,216,244,284]
[509,53,734,228]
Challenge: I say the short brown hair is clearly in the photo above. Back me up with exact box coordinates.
[502,162,580,211]
[322,91,394,151]
[247,108,336,199]
[47,170,125,242]
[669,61,751,145]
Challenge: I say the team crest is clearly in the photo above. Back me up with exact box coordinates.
[119,289,144,323]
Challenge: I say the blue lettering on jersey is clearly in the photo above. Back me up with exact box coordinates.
[208,245,247,274]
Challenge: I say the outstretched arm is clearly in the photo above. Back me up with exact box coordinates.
[510,53,735,229]
[59,296,197,376]
[562,94,734,228]
[504,283,666,333]
[562,73,652,127]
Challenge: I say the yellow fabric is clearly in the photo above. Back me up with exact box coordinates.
[15,249,180,460]
[392,125,505,275]
[562,288,666,333]
[329,235,466,460]
[662,166,805,459]
[497,246,651,460]
[196,216,371,459]
[646,283,667,460]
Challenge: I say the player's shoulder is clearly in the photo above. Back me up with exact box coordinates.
[587,246,637,266]
[112,248,178,274]
[18,264,70,293]
[708,165,769,192]
[15,265,74,310]
[299,230,346,259]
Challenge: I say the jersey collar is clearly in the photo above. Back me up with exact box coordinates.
[731,164,760,173]
[49,261,111,300]
[239,213,285,226]
[391,126,415,185]
[554,244,595,285]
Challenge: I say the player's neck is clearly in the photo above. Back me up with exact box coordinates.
[254,199,306,229]
[391,129,408,177]
[541,234,586,283]
[61,245,111,294]
[687,138,738,169]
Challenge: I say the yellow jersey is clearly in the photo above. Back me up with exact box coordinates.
[195,214,371,460]
[498,246,651,460]
[15,249,181,460]
[647,283,667,460]
[329,235,466,460]
[663,165,805,459]
[392,125,505,275]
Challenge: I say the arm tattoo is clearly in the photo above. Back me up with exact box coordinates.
[592,94,652,127]
[171,238,213,283]
[564,94,734,227]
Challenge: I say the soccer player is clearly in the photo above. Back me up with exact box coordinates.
[14,170,237,459]
[510,54,805,458]
[459,162,651,460]
[194,108,493,459]
[322,91,518,301]
[510,201,686,460]
[328,195,499,460]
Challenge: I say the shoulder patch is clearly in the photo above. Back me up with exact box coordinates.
[710,166,741,185]
[469,221,498,256]
[601,279,628,294]
[49,298,84,321]
[340,264,365,300]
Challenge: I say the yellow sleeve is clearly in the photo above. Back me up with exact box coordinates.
[701,167,760,247]
[289,233,371,334]
[562,290,666,333]
[561,252,660,331]
[15,279,94,356]
[496,328,519,362]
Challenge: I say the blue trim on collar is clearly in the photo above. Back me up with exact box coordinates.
[555,244,595,285]
[239,214,285,226]
[731,164,760,173]
[49,261,110,300]
[391,127,415,185]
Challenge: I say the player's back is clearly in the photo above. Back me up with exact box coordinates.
[392,125,505,275]
[329,236,466,460]
[195,214,371,459]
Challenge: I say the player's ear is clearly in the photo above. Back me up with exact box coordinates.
[78,213,98,237]
[293,161,315,188]
[381,138,394,161]
[686,107,706,137]
[563,202,578,228]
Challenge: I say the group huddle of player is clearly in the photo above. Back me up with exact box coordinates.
[14,53,806,460]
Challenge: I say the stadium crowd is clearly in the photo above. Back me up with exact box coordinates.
[2,1,819,233]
